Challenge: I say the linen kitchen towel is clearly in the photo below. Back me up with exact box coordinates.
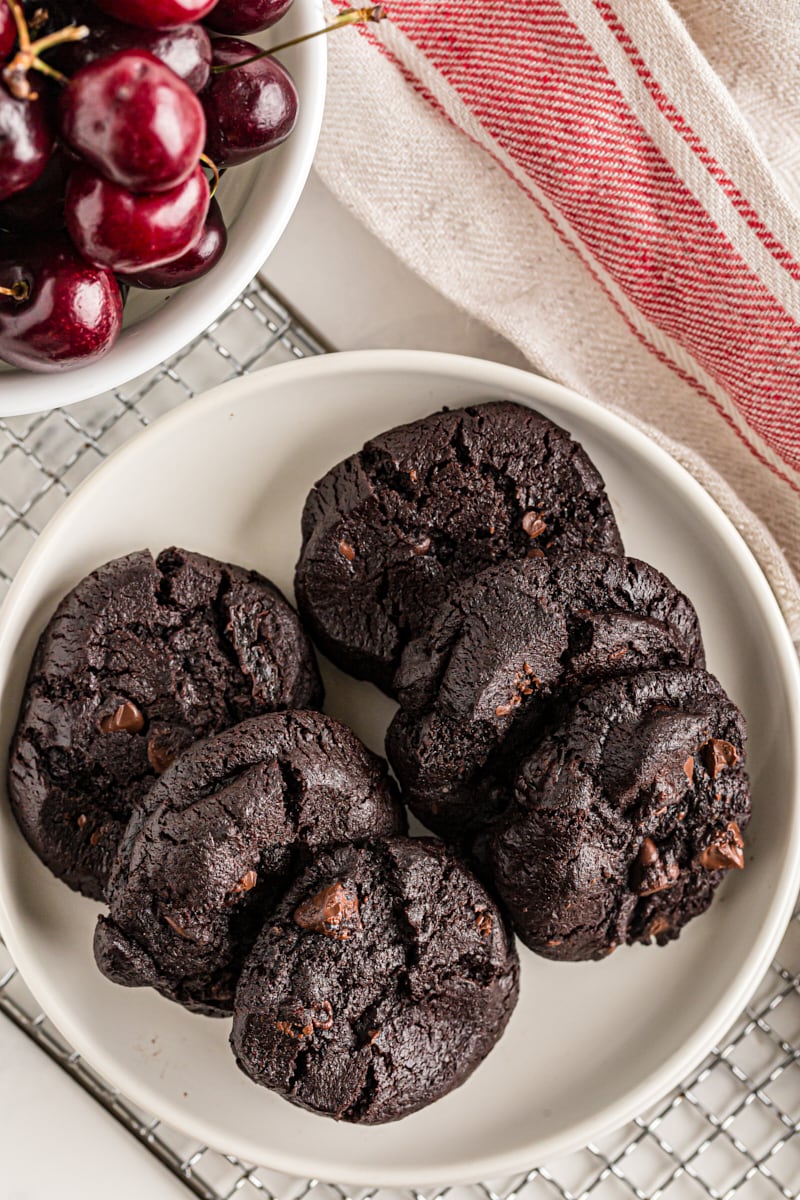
[316,0,800,637]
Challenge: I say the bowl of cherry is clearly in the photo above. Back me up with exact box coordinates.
[0,0,330,414]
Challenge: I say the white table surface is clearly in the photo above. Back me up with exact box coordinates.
[0,171,527,1200]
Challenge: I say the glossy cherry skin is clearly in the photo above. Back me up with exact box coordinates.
[201,37,297,167]
[0,236,122,372]
[0,5,15,59]
[0,86,53,202]
[94,0,219,27]
[204,0,293,34]
[59,50,206,193]
[54,17,213,92]
[0,144,71,232]
[117,196,227,288]
[66,162,210,273]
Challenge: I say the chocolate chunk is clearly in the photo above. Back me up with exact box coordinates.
[146,725,194,775]
[228,869,258,897]
[638,837,659,867]
[647,915,672,939]
[100,701,145,735]
[147,741,173,774]
[701,739,739,778]
[697,821,744,870]
[276,1000,334,1041]
[294,880,363,940]
[476,911,493,937]
[522,512,547,538]
[631,838,680,895]
[163,914,193,939]
[276,1014,314,1040]
[635,858,680,896]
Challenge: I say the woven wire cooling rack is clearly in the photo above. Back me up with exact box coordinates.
[0,279,799,1200]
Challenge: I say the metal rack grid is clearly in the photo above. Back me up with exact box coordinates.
[0,280,798,1200]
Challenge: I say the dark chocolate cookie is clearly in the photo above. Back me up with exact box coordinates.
[231,837,519,1123]
[488,670,750,959]
[387,554,704,839]
[94,712,405,1015]
[9,548,323,900]
[295,401,623,693]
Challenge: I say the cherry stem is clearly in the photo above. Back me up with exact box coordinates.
[31,24,89,57]
[0,281,31,302]
[3,0,88,98]
[200,153,220,199]
[6,1,29,53]
[27,7,51,37]
[211,5,386,73]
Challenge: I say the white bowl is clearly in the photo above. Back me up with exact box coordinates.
[0,351,798,1186]
[0,1,326,416]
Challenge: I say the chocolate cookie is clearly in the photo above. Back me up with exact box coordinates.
[488,670,749,959]
[94,711,405,1015]
[295,402,623,693]
[8,548,323,900]
[231,837,519,1123]
[387,554,704,839]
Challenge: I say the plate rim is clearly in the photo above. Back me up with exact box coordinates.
[0,348,798,1186]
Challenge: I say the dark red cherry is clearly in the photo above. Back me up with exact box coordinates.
[117,197,227,288]
[0,236,122,372]
[204,0,292,34]
[65,161,210,273]
[0,5,15,59]
[0,143,70,231]
[53,17,213,93]
[201,37,297,167]
[93,0,219,27]
[0,85,52,202]
[59,50,206,193]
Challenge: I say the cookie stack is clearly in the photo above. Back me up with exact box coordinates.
[295,401,751,959]
[7,541,518,1124]
[7,400,751,1126]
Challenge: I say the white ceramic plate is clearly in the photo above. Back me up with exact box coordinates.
[0,0,326,416]
[0,351,798,1186]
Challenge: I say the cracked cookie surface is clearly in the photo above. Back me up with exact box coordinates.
[488,670,750,960]
[231,837,519,1123]
[8,547,323,899]
[387,554,705,839]
[94,712,405,1015]
[294,401,623,694]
